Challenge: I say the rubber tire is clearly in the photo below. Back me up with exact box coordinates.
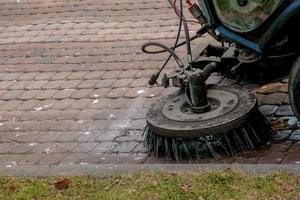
[289,55,300,120]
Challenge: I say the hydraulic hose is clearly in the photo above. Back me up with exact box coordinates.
[141,34,198,55]
[142,0,197,85]
[143,42,184,69]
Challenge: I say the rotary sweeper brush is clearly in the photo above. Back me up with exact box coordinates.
[142,0,300,160]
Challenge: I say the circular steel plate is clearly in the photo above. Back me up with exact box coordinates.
[146,85,257,138]
[162,89,239,122]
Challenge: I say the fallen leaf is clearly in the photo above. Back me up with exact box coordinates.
[271,119,288,130]
[54,178,71,190]
[279,180,293,192]
[9,182,18,192]
[180,185,189,192]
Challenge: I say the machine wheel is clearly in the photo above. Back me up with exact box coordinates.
[289,55,300,120]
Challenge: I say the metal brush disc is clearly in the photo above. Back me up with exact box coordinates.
[146,85,257,138]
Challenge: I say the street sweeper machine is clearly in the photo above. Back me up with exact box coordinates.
[142,0,300,160]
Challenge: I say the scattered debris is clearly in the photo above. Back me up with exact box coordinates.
[44,148,52,154]
[271,118,294,130]
[92,99,98,104]
[109,114,115,119]
[134,156,144,160]
[43,104,53,109]
[34,107,43,111]
[11,161,17,165]
[120,128,131,136]
[15,133,23,137]
[33,104,53,111]
[137,90,144,94]
[44,144,58,154]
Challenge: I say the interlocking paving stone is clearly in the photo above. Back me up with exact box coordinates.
[259,105,278,116]
[282,142,300,164]
[112,142,140,153]
[18,153,44,165]
[275,105,294,116]
[59,153,87,165]
[38,153,67,165]
[8,143,35,154]
[256,83,283,94]
[0,154,23,165]
[290,130,300,141]
[70,143,98,153]
[91,142,118,154]
[272,130,292,142]
[262,93,288,105]
[95,130,122,142]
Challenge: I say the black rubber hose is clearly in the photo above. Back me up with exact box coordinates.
[144,42,184,68]
[141,34,198,54]
[202,62,218,80]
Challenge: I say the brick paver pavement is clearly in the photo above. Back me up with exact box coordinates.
[0,0,299,170]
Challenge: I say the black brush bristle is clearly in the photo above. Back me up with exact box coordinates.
[143,109,273,161]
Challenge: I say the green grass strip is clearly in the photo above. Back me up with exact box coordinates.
[0,170,299,200]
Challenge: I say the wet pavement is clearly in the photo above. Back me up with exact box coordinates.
[0,0,299,174]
